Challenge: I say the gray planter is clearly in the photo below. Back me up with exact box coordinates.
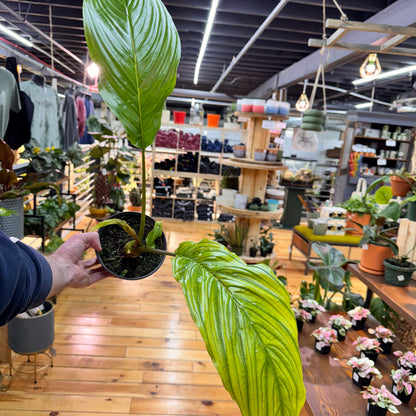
[0,197,24,239]
[8,301,55,354]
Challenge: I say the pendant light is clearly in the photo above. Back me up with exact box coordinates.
[360,54,381,79]
[296,93,310,112]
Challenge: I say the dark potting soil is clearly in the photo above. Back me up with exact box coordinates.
[97,214,166,279]
[385,258,415,268]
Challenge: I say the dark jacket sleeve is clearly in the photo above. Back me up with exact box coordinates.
[0,231,52,326]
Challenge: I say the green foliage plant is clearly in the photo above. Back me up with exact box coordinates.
[83,1,305,414]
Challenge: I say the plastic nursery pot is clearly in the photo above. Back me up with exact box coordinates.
[359,241,393,275]
[96,211,167,280]
[314,341,331,355]
[249,247,258,257]
[351,318,366,331]
[173,111,186,124]
[360,350,379,364]
[383,258,416,287]
[345,212,371,236]
[390,175,414,197]
[332,325,347,341]
[378,339,393,355]
[296,319,303,332]
[392,383,414,404]
[366,402,387,416]
[352,369,372,388]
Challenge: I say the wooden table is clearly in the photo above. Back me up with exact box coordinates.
[299,312,415,415]
[347,263,416,328]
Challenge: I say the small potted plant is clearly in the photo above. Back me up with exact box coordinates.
[391,368,416,403]
[210,222,249,256]
[347,356,382,388]
[353,336,382,363]
[259,227,275,257]
[328,314,352,341]
[361,385,401,416]
[311,326,338,354]
[347,306,370,330]
[292,307,312,332]
[394,350,416,374]
[249,238,258,257]
[128,187,142,212]
[368,326,395,355]
[383,244,416,287]
[299,299,325,323]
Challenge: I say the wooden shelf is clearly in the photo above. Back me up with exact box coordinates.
[218,205,283,219]
[361,155,407,162]
[226,157,288,171]
[354,135,410,143]
[235,112,289,120]
[153,169,222,180]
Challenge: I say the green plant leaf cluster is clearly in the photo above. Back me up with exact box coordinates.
[210,222,249,249]
[173,239,305,416]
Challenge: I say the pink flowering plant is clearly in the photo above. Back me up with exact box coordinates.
[292,307,312,323]
[347,306,370,321]
[394,350,416,370]
[328,314,352,336]
[361,385,401,414]
[299,299,325,317]
[353,336,382,353]
[311,326,338,348]
[368,325,395,344]
[347,357,382,379]
[391,368,416,395]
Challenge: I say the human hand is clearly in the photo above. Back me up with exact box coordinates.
[46,232,112,297]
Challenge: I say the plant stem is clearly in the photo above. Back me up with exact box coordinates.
[138,148,147,243]
[139,246,176,257]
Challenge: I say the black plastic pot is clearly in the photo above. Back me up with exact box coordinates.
[249,247,258,257]
[314,340,331,355]
[96,211,167,280]
[361,350,379,364]
[392,382,413,404]
[384,258,416,287]
[352,369,372,388]
[296,319,303,332]
[351,318,366,331]
[366,402,387,416]
[378,339,393,355]
[332,325,347,341]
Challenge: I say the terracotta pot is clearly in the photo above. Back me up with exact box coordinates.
[390,175,414,197]
[127,205,142,212]
[345,212,371,236]
[359,241,394,275]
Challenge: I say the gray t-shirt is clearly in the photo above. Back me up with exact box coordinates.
[0,68,21,139]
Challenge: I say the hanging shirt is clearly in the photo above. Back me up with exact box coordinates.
[20,79,63,149]
[80,96,95,144]
[0,67,21,139]
[76,95,86,138]
[62,90,79,151]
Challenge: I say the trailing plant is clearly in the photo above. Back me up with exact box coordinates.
[83,1,305,414]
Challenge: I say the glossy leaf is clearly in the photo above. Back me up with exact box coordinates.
[83,0,181,149]
[375,186,392,205]
[146,221,163,248]
[172,239,305,416]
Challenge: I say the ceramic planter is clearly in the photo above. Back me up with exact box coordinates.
[359,241,393,275]
[390,175,414,197]
[233,145,246,158]
[384,258,416,287]
[0,196,24,239]
[352,369,372,388]
[306,211,320,228]
[96,211,167,280]
[392,383,413,404]
[312,220,327,236]
[254,149,266,161]
[345,212,371,236]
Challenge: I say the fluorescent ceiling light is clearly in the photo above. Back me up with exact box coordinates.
[193,0,219,85]
[355,102,373,109]
[352,63,416,86]
[0,23,32,48]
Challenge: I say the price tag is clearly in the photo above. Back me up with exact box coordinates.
[362,244,369,250]
[360,352,366,359]
[238,116,248,122]
[276,122,287,129]
[397,275,405,282]
[353,372,359,382]
[386,139,396,147]
[393,385,398,395]
[262,120,277,130]
[316,343,321,351]
[377,158,387,166]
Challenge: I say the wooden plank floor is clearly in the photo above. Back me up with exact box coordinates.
[0,219,365,416]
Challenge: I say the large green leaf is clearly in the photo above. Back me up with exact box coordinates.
[172,239,305,416]
[83,0,181,148]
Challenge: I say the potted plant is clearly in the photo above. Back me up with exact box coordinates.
[390,172,415,197]
[368,325,395,354]
[361,385,401,416]
[353,336,382,363]
[347,356,382,388]
[394,350,416,374]
[210,222,249,256]
[328,314,352,341]
[347,306,370,330]
[259,227,275,257]
[391,368,416,403]
[128,187,142,212]
[249,238,258,257]
[299,299,325,323]
[311,326,338,354]
[292,307,312,332]
[383,245,416,287]
[83,1,305,414]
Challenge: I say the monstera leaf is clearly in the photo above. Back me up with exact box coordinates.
[172,239,305,416]
[83,0,181,148]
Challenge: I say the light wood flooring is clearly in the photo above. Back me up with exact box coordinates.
[0,219,366,416]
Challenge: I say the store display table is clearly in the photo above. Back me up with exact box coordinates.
[347,263,416,327]
[290,225,362,274]
[299,312,415,416]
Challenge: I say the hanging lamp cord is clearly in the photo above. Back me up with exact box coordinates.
[331,0,348,21]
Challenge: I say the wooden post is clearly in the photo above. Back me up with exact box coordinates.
[0,326,9,363]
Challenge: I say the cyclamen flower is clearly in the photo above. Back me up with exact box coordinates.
[368,325,395,343]
[347,357,382,379]
[292,307,312,322]
[391,368,416,395]
[353,336,382,353]
[362,385,401,414]
[347,306,370,321]
[394,350,416,369]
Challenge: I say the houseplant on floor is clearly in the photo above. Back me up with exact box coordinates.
[83,0,305,414]
[361,385,401,416]
[347,356,382,388]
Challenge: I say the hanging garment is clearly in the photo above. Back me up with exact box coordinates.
[3,57,34,150]
[80,95,94,144]
[0,67,20,139]
[20,79,63,149]
[75,95,86,138]
[61,90,78,151]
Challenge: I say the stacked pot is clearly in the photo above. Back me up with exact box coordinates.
[301,109,325,132]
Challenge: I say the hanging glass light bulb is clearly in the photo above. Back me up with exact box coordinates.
[360,54,381,79]
[295,93,310,112]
